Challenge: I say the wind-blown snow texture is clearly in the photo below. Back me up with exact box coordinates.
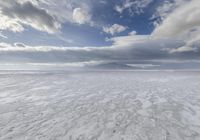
[0,71,200,140]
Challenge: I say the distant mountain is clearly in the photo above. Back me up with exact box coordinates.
[86,62,161,70]
[86,62,134,70]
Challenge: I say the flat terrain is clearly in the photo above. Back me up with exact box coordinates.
[0,71,200,140]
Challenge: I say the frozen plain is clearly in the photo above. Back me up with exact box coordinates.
[0,71,200,140]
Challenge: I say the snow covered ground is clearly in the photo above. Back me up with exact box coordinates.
[0,71,200,140]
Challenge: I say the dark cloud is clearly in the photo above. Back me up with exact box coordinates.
[0,1,60,33]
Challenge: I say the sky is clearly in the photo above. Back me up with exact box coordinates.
[0,0,200,70]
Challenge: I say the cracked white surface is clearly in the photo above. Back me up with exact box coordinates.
[0,71,200,140]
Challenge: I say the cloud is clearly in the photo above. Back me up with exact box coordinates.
[114,0,153,15]
[0,14,24,32]
[114,5,124,14]
[32,0,93,23]
[129,31,137,36]
[169,46,198,53]
[0,32,7,39]
[73,8,92,25]
[0,61,106,70]
[30,61,106,67]
[103,24,127,35]
[152,0,200,53]
[14,42,26,48]
[0,1,60,33]
[28,0,94,25]
[108,34,149,47]
[152,0,200,38]
[126,64,160,69]
[0,42,12,48]
[99,0,107,5]
[151,0,188,26]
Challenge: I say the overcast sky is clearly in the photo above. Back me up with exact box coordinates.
[0,0,200,70]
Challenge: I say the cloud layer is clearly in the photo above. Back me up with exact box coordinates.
[0,33,199,69]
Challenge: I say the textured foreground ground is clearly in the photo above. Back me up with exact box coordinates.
[0,71,200,140]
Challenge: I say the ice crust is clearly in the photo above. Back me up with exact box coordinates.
[0,71,200,140]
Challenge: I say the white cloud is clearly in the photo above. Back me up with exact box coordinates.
[111,35,141,47]
[152,0,200,52]
[129,30,137,36]
[127,64,160,68]
[73,8,91,25]
[151,0,188,26]
[99,0,107,5]
[114,5,124,14]
[0,45,96,52]
[14,42,26,48]
[114,0,153,15]
[0,61,106,70]
[33,0,93,24]
[27,61,106,67]
[0,42,12,48]
[0,31,7,39]
[0,14,24,32]
[108,34,149,47]
[152,0,200,38]
[169,46,198,53]
[103,24,127,35]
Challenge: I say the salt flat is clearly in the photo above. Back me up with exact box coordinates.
[0,71,200,140]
